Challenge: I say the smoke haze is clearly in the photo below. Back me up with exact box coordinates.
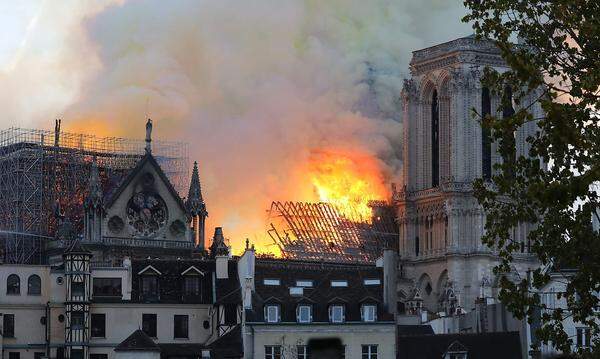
[0,0,471,252]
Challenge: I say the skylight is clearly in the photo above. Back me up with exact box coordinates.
[330,280,348,287]
[364,279,381,285]
[296,280,313,287]
[289,287,304,296]
[263,279,280,286]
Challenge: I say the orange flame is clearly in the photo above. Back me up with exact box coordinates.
[307,149,389,221]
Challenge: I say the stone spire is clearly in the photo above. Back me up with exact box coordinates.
[187,161,208,250]
[186,161,208,217]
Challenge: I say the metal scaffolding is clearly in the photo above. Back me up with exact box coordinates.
[0,126,188,264]
[267,200,398,263]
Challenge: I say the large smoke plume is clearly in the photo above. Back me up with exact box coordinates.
[0,0,470,252]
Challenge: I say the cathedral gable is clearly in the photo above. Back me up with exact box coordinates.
[102,154,190,241]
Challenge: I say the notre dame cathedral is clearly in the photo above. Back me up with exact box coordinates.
[395,35,542,314]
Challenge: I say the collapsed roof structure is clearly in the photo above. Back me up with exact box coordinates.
[267,200,398,263]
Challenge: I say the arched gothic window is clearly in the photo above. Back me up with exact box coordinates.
[7,274,20,295]
[482,87,492,179]
[431,90,440,187]
[502,86,516,177]
[28,274,41,295]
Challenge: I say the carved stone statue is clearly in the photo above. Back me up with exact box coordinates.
[145,118,153,153]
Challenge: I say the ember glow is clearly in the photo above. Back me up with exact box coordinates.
[308,149,388,221]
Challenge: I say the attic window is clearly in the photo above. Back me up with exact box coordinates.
[364,279,381,286]
[331,280,348,287]
[263,279,280,286]
[296,280,313,287]
[289,287,303,296]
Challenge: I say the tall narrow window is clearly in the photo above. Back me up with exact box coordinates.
[577,327,591,347]
[415,217,420,256]
[296,304,312,323]
[71,311,85,330]
[444,216,449,248]
[91,313,106,338]
[361,304,377,322]
[329,305,345,323]
[7,274,20,295]
[3,314,15,337]
[174,315,189,339]
[142,313,157,338]
[502,86,516,178]
[415,236,420,257]
[264,304,280,323]
[431,89,440,187]
[28,274,41,295]
[482,87,492,179]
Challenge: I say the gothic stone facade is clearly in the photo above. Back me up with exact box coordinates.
[395,36,542,313]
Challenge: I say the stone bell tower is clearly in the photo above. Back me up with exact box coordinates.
[395,35,541,313]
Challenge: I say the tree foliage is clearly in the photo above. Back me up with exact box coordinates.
[463,0,600,355]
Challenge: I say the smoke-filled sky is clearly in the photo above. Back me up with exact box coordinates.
[0,0,471,253]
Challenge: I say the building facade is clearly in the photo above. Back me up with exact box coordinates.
[0,235,242,359]
[239,247,397,359]
[395,35,541,314]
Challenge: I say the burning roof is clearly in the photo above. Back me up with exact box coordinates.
[267,200,397,263]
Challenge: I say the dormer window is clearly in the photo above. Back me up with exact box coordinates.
[361,304,377,322]
[264,304,280,323]
[329,304,345,323]
[296,304,312,323]
[183,276,201,296]
[181,266,204,297]
[138,265,161,301]
[446,353,467,359]
[444,340,468,359]
[263,279,280,286]
[330,280,348,287]
[141,276,159,300]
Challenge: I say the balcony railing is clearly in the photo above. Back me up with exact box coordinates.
[48,236,195,251]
